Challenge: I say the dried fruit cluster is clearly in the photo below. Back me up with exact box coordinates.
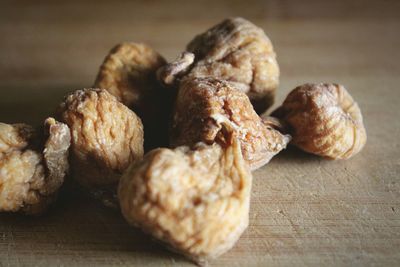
[0,16,367,266]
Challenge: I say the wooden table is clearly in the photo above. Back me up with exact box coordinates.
[1,1,399,266]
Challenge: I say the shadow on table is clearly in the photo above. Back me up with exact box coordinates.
[0,182,190,266]
[272,145,320,164]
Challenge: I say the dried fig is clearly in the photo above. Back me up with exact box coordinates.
[118,137,252,263]
[272,83,367,159]
[159,17,279,113]
[0,118,70,214]
[171,77,290,170]
[94,42,172,150]
[58,88,144,189]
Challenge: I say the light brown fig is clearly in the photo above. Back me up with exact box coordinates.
[0,118,70,214]
[58,88,144,189]
[170,77,290,170]
[272,83,367,159]
[158,17,279,114]
[118,137,252,264]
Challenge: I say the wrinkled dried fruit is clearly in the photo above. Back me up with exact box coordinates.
[118,137,252,263]
[272,83,367,159]
[171,77,290,170]
[58,88,144,188]
[94,42,172,150]
[159,17,279,113]
[0,118,70,214]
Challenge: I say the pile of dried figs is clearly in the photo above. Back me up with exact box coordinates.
[0,17,366,264]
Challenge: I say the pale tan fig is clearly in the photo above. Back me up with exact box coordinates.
[170,77,290,170]
[58,88,144,189]
[94,42,172,150]
[0,118,70,214]
[272,83,367,159]
[158,17,279,113]
[118,137,252,263]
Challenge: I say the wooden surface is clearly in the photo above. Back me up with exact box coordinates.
[1,1,400,266]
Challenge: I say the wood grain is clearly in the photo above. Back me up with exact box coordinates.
[1,0,400,266]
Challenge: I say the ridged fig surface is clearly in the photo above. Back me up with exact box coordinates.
[159,17,279,113]
[118,138,252,263]
[171,77,290,170]
[58,88,144,188]
[273,83,367,159]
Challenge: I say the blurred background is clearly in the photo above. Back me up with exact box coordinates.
[1,0,399,125]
